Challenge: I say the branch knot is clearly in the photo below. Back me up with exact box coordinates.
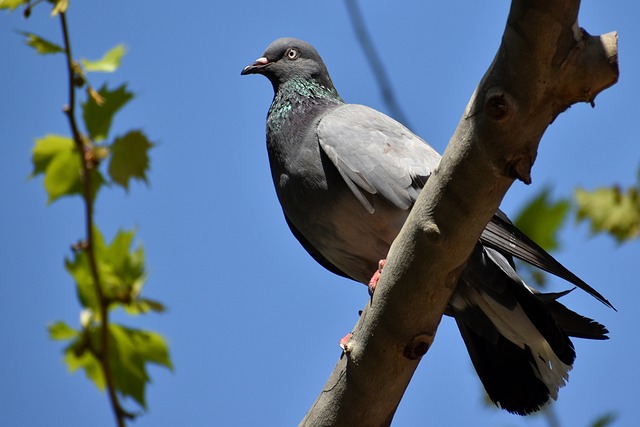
[484,89,514,122]
[403,334,433,360]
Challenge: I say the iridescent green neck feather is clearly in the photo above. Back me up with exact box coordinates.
[268,78,343,133]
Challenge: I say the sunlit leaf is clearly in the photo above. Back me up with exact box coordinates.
[0,0,29,10]
[514,186,570,252]
[64,331,105,391]
[67,227,150,311]
[31,134,74,177]
[19,32,63,55]
[66,228,108,313]
[87,86,104,105]
[45,154,104,204]
[31,134,104,203]
[107,228,136,266]
[591,412,617,427]
[32,135,81,203]
[48,321,78,341]
[66,249,99,311]
[43,148,82,203]
[108,130,153,190]
[82,83,134,142]
[512,187,570,287]
[102,229,147,302]
[82,44,126,73]
[109,324,173,408]
[576,186,640,243]
[130,328,172,370]
[50,0,68,16]
[61,323,173,408]
[124,298,166,315]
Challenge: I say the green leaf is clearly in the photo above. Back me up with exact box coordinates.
[32,135,81,203]
[106,228,136,266]
[66,249,100,311]
[31,134,74,177]
[43,148,83,203]
[124,298,166,315]
[0,0,28,10]
[576,186,640,242]
[512,187,570,287]
[31,134,104,203]
[514,186,571,252]
[67,227,150,311]
[101,229,147,303]
[48,321,78,341]
[19,32,64,55]
[50,0,68,16]
[60,323,171,407]
[66,227,111,312]
[108,130,153,190]
[82,83,134,142]
[591,412,617,427]
[64,331,105,391]
[108,324,173,408]
[82,44,127,73]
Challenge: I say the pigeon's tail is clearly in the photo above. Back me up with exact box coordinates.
[536,289,609,340]
[453,310,570,415]
[481,211,615,310]
[449,245,608,415]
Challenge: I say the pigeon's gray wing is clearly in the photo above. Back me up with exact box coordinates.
[317,104,440,214]
[317,105,614,309]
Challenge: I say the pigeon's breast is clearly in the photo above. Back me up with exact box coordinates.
[266,97,408,283]
[273,142,408,283]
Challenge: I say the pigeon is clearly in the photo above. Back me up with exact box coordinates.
[241,37,612,415]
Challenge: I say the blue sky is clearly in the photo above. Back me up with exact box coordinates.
[1,1,638,426]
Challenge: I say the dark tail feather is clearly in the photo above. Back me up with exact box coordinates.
[452,246,579,415]
[453,288,608,414]
[454,307,556,415]
[481,210,615,310]
[536,290,610,340]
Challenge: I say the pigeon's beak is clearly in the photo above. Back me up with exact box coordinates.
[241,57,270,75]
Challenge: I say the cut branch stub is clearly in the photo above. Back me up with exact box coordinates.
[476,13,619,183]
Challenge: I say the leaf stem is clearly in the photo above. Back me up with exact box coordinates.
[58,11,131,427]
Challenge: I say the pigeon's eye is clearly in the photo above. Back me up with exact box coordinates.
[286,48,299,60]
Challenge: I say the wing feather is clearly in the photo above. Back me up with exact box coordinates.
[317,104,439,212]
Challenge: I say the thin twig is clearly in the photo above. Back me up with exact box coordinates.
[344,0,412,129]
[59,12,130,427]
[543,405,562,427]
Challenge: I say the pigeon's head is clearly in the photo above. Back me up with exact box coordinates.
[241,38,335,92]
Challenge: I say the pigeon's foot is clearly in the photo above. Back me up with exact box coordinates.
[368,259,387,296]
[339,332,352,354]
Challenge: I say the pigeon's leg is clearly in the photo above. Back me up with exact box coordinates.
[368,259,387,296]
[339,332,352,353]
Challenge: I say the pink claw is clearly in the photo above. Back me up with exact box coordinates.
[368,259,387,296]
[339,332,352,352]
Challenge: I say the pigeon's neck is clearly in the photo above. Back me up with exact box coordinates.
[275,77,342,102]
[268,78,343,133]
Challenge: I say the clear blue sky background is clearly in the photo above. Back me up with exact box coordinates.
[1,2,638,426]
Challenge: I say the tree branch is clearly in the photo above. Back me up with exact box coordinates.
[301,1,618,425]
[59,12,131,427]
[344,0,412,129]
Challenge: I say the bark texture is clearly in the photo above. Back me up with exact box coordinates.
[301,1,618,425]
